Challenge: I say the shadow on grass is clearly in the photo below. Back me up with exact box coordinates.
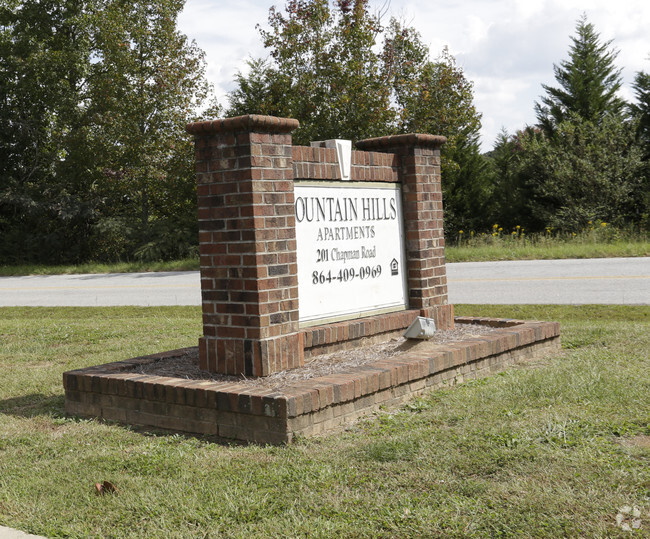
[0,393,65,418]
[1,393,257,447]
[0,394,258,449]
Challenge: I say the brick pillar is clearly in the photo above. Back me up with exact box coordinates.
[356,134,454,330]
[186,115,304,377]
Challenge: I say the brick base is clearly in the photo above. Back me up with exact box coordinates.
[64,317,561,444]
[199,333,304,377]
[421,304,454,330]
[198,309,449,375]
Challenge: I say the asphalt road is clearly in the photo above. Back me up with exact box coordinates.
[0,257,648,307]
[446,257,649,304]
[0,270,200,307]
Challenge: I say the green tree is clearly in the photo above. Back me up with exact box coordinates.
[0,0,98,263]
[484,128,534,230]
[229,0,393,145]
[518,114,644,231]
[441,135,491,234]
[381,22,487,233]
[228,58,292,120]
[519,17,649,232]
[380,17,428,129]
[630,67,650,158]
[0,0,213,264]
[629,66,650,225]
[89,0,212,261]
[535,14,625,135]
[230,2,488,235]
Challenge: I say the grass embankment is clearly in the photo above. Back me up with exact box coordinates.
[446,239,650,262]
[1,305,648,537]
[0,257,200,277]
[446,224,650,262]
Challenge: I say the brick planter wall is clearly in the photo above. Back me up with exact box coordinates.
[63,318,561,444]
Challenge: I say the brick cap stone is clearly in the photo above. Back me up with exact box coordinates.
[186,114,300,135]
[355,133,447,151]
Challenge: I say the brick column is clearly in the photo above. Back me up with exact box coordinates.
[356,134,454,330]
[186,115,304,377]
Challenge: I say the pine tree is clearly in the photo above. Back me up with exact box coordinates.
[630,68,650,159]
[535,14,625,135]
[629,67,650,224]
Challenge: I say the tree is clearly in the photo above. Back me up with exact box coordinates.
[441,134,492,234]
[229,0,393,145]
[518,114,644,231]
[484,128,533,230]
[630,68,650,159]
[380,17,428,129]
[228,58,292,120]
[0,0,213,264]
[0,0,98,263]
[535,14,625,135]
[520,16,649,232]
[229,2,488,234]
[88,0,213,261]
[381,22,487,232]
[629,66,650,225]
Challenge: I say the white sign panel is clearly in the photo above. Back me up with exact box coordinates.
[294,182,408,324]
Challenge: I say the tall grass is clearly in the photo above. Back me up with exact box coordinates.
[447,221,650,262]
[0,257,200,277]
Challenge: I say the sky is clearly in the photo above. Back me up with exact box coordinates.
[177,0,650,150]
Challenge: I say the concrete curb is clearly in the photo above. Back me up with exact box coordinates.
[0,526,47,539]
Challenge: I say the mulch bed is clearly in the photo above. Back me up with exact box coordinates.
[134,324,496,390]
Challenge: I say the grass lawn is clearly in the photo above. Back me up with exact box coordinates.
[0,258,200,277]
[446,239,650,263]
[0,305,648,537]
[446,223,649,262]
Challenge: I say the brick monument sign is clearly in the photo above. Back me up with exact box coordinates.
[185,114,454,377]
[63,114,560,443]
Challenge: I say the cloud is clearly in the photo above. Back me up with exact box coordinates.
[179,0,269,100]
[178,0,650,150]
[457,12,574,79]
